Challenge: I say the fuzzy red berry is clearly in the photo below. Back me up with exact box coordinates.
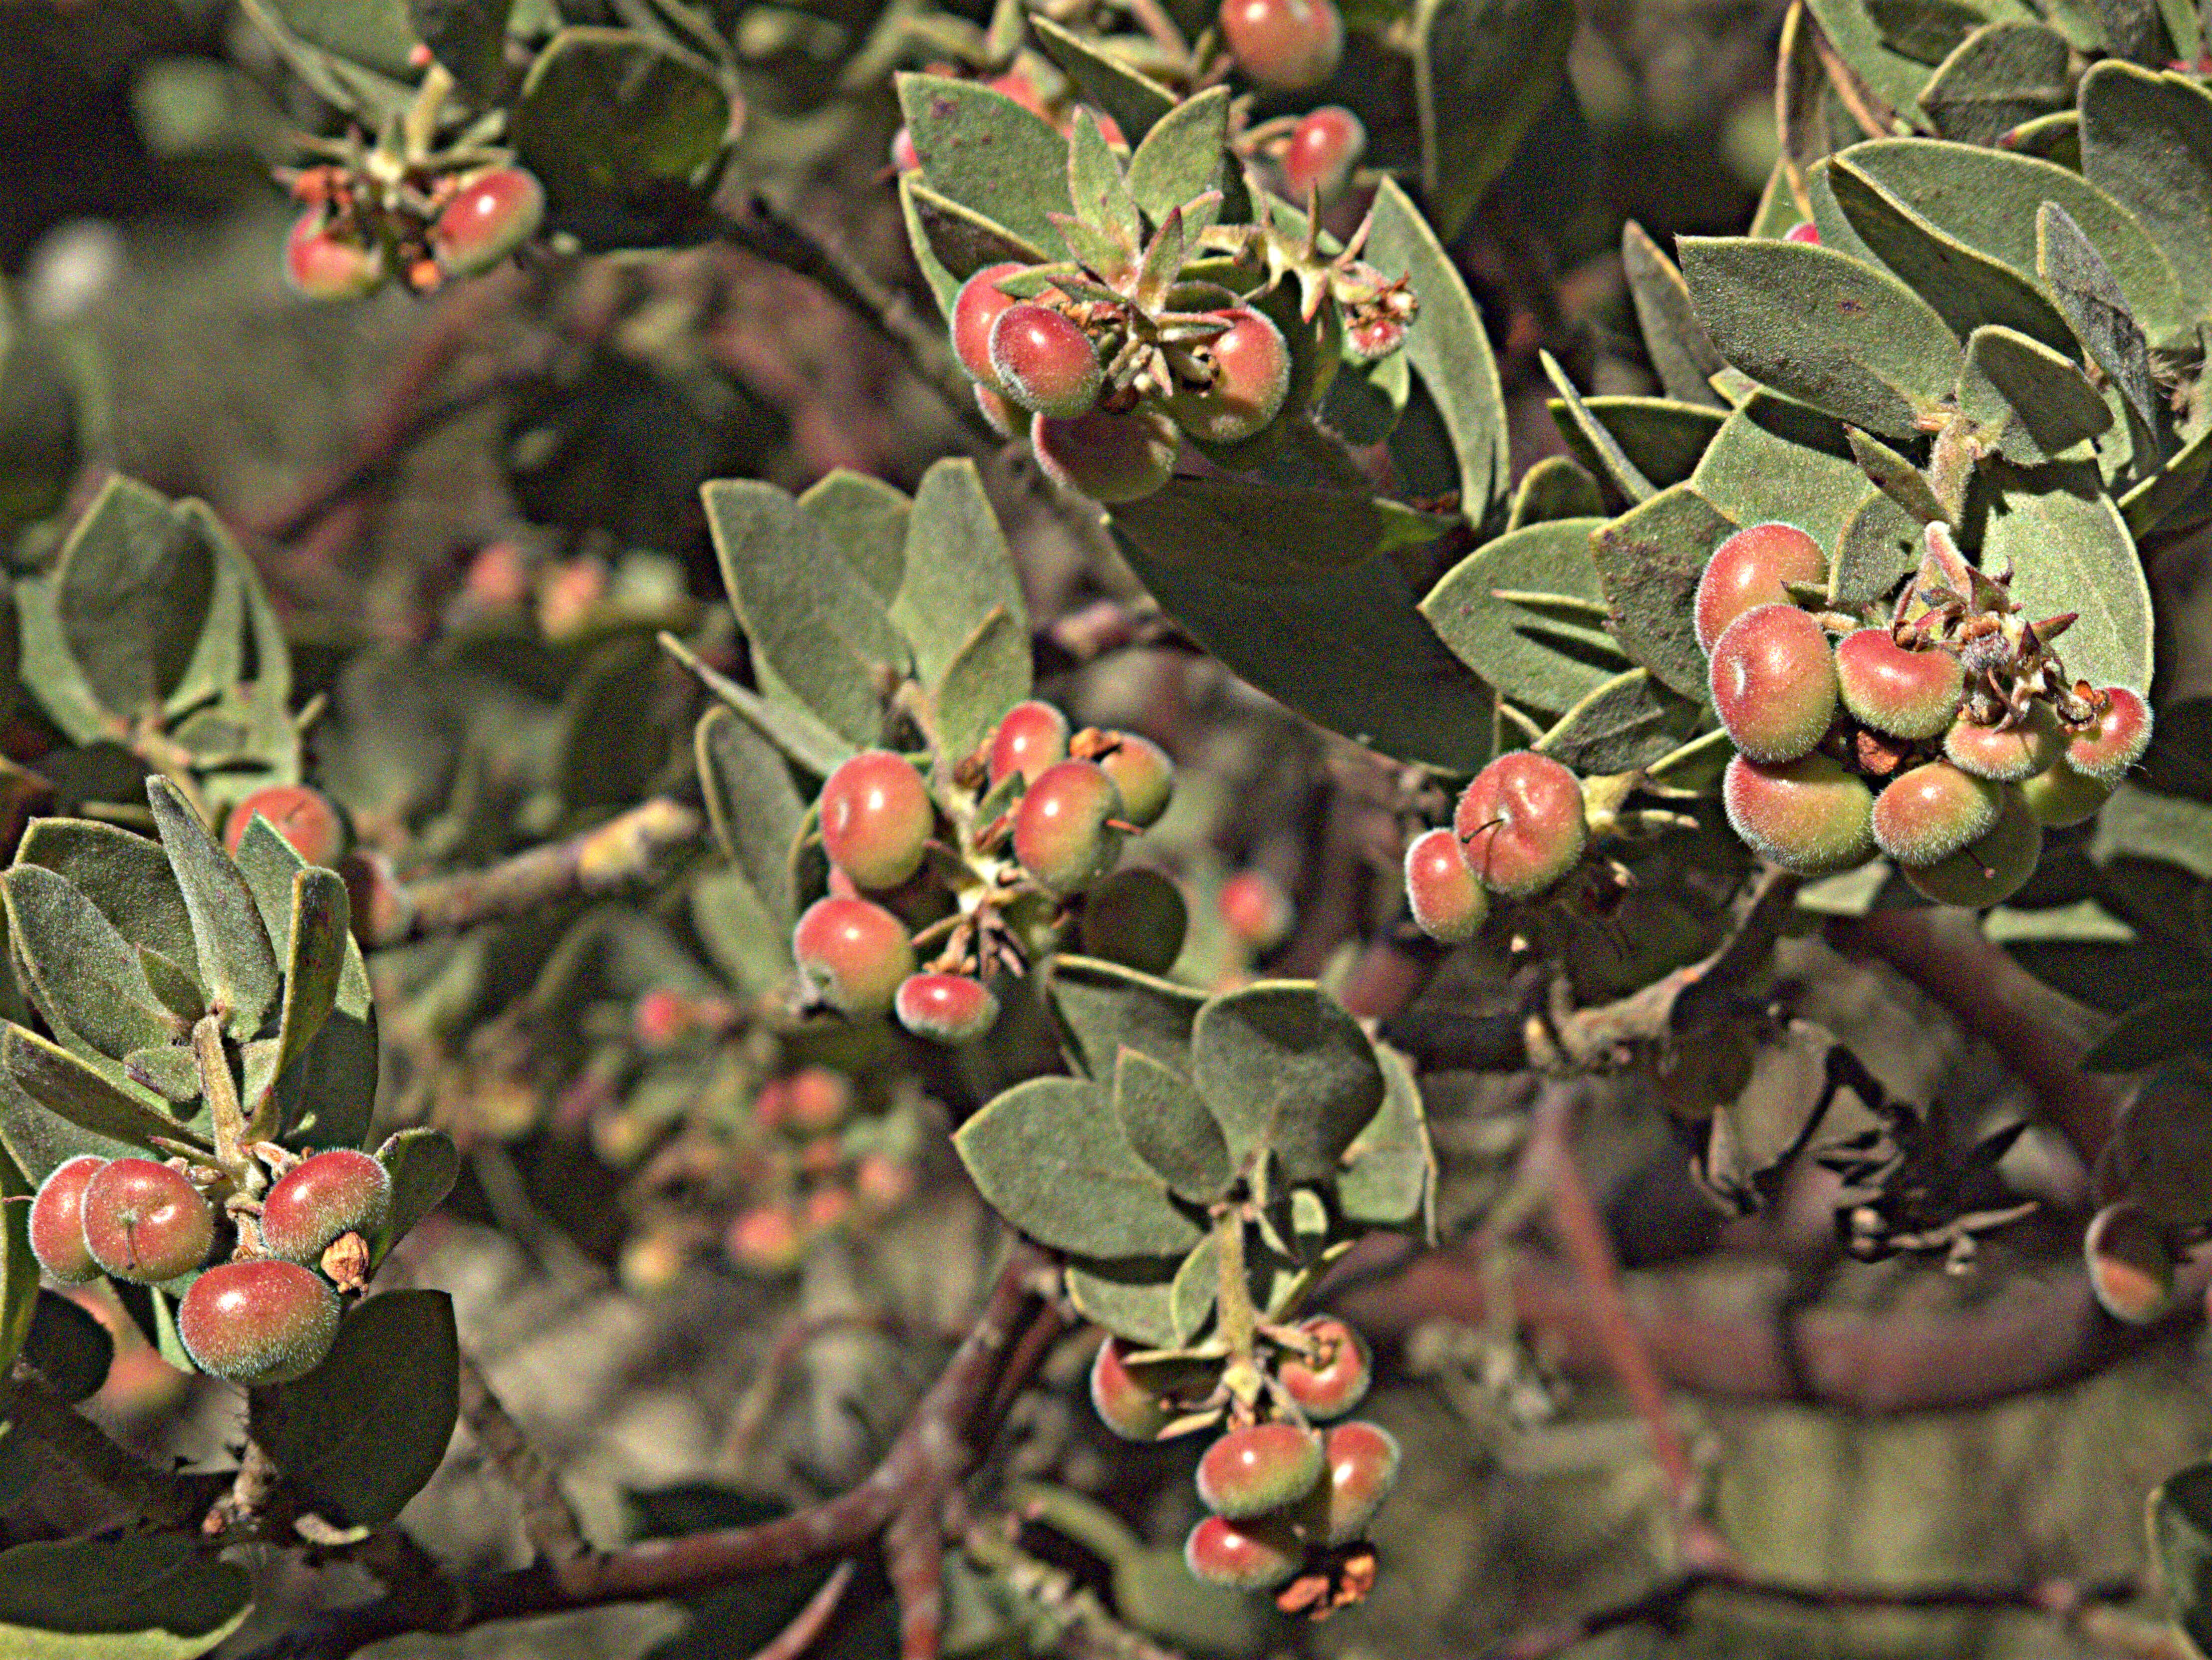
[1196,1421,1325,1518]
[1898,784,2041,908]
[1277,1316,1371,1419]
[259,1148,393,1264]
[28,1155,105,1285]
[1833,630,1962,741]
[1403,827,1489,942]
[1871,760,2002,866]
[894,972,1000,1043]
[1693,524,1828,654]
[1184,1513,1303,1590]
[792,897,916,1015]
[177,1260,340,1384]
[284,213,386,300]
[1163,307,1292,446]
[1217,869,1294,951]
[990,303,1103,417]
[1453,752,1589,898]
[2065,686,2152,783]
[989,701,1071,788]
[1013,760,1125,892]
[223,785,349,864]
[1722,753,1876,875]
[1032,407,1179,502]
[429,167,545,277]
[951,263,1028,390]
[1943,704,2062,784]
[1296,1419,1400,1545]
[1784,221,1821,244]
[820,751,935,891]
[1218,0,1344,90]
[1282,106,1365,204]
[80,1159,214,1284]
[1708,604,1839,764]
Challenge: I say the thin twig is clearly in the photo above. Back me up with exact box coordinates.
[453,1342,595,1585]
[4,1370,205,1529]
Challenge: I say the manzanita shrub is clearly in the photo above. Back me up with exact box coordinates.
[1,0,2212,1649]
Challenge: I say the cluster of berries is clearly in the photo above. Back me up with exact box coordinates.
[2082,1064,2212,1326]
[1090,1318,1398,1613]
[29,1147,391,1384]
[711,1067,917,1275]
[791,701,1178,1040]
[282,160,544,301]
[1401,751,1592,944]
[1703,523,2150,905]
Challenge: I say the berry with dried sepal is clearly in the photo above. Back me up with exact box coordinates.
[430,167,545,277]
[1185,1514,1304,1590]
[988,701,1071,787]
[1218,869,1294,951]
[1032,407,1179,502]
[2065,687,2152,784]
[1833,630,1962,741]
[1163,307,1292,446]
[1277,1317,1370,1419]
[820,751,934,891]
[1013,760,1126,892]
[1079,867,1189,974]
[1197,1421,1326,1518]
[1899,784,2042,908]
[259,1148,393,1264]
[990,304,1103,417]
[1708,605,1839,764]
[80,1159,214,1284]
[223,785,349,864]
[1454,752,1589,897]
[951,263,1028,390]
[894,972,1000,1043]
[1403,827,1489,942]
[1090,1337,1207,1440]
[2084,1200,2176,1325]
[1871,761,2003,866]
[1693,523,1828,653]
[1295,1420,1400,1545]
[1282,106,1365,204]
[1092,732,1175,828]
[2019,759,2112,828]
[1218,0,1344,89]
[28,1156,105,1285]
[1722,753,1877,875]
[1943,703,2062,784]
[177,1260,341,1384]
[792,898,916,1016]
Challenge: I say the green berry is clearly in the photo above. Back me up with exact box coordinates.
[1834,629,1962,740]
[1722,753,1876,875]
[1013,760,1125,892]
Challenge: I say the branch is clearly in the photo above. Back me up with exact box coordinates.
[4,1370,206,1529]
[454,1341,595,1584]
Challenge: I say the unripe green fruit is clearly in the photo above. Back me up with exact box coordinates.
[2019,759,2112,828]
[1032,407,1178,502]
[988,700,1071,788]
[1089,1337,1208,1440]
[177,1260,340,1384]
[1871,761,2003,866]
[1277,1317,1370,1420]
[1693,523,1828,653]
[893,972,1000,1043]
[1079,867,1189,974]
[284,212,386,300]
[1093,733,1174,828]
[1722,753,1876,875]
[223,785,349,864]
[951,263,1028,390]
[1013,760,1126,892]
[1708,604,1839,764]
[2065,686,2153,783]
[1184,1513,1303,1590]
[990,304,1103,417]
[430,167,545,277]
[1196,1421,1325,1518]
[1453,752,1589,898]
[2108,1065,2212,1227]
[1295,1419,1399,1545]
[2084,1199,2175,1325]
[259,1149,392,1264]
[1943,703,2062,784]
[820,751,934,891]
[1899,784,2041,908]
[1834,630,1962,740]
[1163,307,1292,446]
[80,1159,214,1284]
[791,898,916,1015]
[28,1156,105,1285]
[1217,0,1344,89]
[1282,106,1365,204]
[1403,826,1489,942]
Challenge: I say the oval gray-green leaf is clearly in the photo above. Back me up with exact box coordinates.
[1590,482,1739,700]
[1550,397,1727,497]
[1047,955,1206,1081]
[1956,324,2112,464]
[1917,20,2071,146]
[1421,517,1627,714]
[955,1077,1204,1257]
[1066,1258,1183,1348]
[0,865,179,1060]
[2079,62,2212,321]
[1190,982,1383,1190]
[1978,462,2153,692]
[145,778,278,1040]
[1338,1044,1435,1232]
[896,72,1072,254]
[1621,221,1729,409]
[1690,392,1866,553]
[1537,666,1703,773]
[1113,1046,1230,1203]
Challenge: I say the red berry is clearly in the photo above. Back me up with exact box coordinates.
[430,167,545,278]
[223,785,349,864]
[1093,732,1174,828]
[1296,1419,1400,1545]
[1403,827,1489,943]
[975,382,1020,435]
[988,701,1072,788]
[986,67,1048,116]
[894,972,1000,1042]
[2019,758,2112,827]
[28,1156,105,1285]
[1943,704,2062,784]
[726,1204,808,1273]
[1784,220,1822,244]
[1013,760,1126,892]
[1871,760,2002,866]
[890,126,920,174]
[792,897,916,1015]
[2084,1199,2175,1325]
[177,1260,340,1384]
[989,303,1103,417]
[1277,1317,1371,1419]
[1163,307,1292,446]
[283,212,385,300]
[1722,753,1876,875]
[1196,1421,1325,1518]
[1708,605,1839,764]
[1217,0,1344,90]
[1833,630,1962,741]
[1453,752,1589,898]
[1031,406,1179,502]
[784,1067,852,1133]
[1217,869,1294,951]
[951,262,1028,390]
[1090,1337,1200,1440]
[1899,783,2041,908]
[1185,1513,1303,1590]
[854,1152,915,1215]
[1077,867,1189,974]
[1693,523,1828,654]
[2065,686,2152,783]
[820,750,934,891]
[633,989,694,1048]
[803,1183,853,1233]
[259,1148,393,1264]
[80,1159,214,1284]
[1282,105,1365,204]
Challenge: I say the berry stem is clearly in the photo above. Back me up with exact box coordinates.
[194,1014,265,1192]
[1214,1206,1265,1406]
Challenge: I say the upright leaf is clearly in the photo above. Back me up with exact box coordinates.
[1412,0,1577,238]
[1955,324,2112,464]
[0,865,178,1060]
[1590,483,1738,700]
[2079,62,2212,317]
[1113,1047,1231,1203]
[695,707,805,932]
[1979,464,2154,693]
[896,73,1073,253]
[892,460,1030,695]
[1622,223,1730,408]
[1047,955,1205,1080]
[146,779,278,1040]
[1190,983,1383,1190]
[1124,88,1229,230]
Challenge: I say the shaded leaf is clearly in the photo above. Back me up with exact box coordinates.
[1537,667,1703,773]
[1832,487,1926,607]
[1420,518,1628,714]
[146,778,278,1040]
[1622,222,1730,408]
[1413,0,1577,238]
[1550,396,1726,498]
[1690,392,1868,553]
[1507,455,1605,529]
[1046,954,1205,1081]
[2151,1462,2212,1660]
[1956,324,2112,464]
[1538,354,1650,503]
[1114,1046,1230,1203]
[2081,991,2212,1071]
[1918,20,2072,145]
[660,632,854,779]
[1190,983,1383,1190]
[1590,483,1738,700]
[2080,63,2212,326]
[955,1077,1204,1257]
[898,177,1052,316]
[1066,1259,1183,1347]
[1844,427,1945,524]
[0,1535,251,1659]
[695,707,805,933]
[372,1127,460,1262]
[512,28,730,229]
[1338,1044,1434,1230]
[408,0,510,100]
[3,1026,208,1154]
[2038,202,2166,467]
